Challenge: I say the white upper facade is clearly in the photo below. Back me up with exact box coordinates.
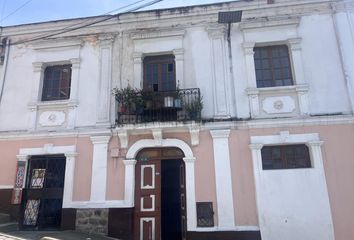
[0,0,353,132]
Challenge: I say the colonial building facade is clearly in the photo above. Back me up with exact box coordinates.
[0,0,353,239]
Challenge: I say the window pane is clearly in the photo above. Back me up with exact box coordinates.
[261,145,311,170]
[143,55,176,92]
[254,45,293,88]
[41,65,72,101]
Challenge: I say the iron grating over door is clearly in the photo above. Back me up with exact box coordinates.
[21,155,66,230]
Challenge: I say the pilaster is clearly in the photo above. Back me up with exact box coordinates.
[96,34,115,125]
[123,159,137,207]
[90,135,111,202]
[210,129,235,228]
[63,152,78,207]
[207,25,231,119]
[183,157,197,230]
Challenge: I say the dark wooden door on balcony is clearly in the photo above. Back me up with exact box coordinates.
[134,148,187,240]
[20,155,66,230]
[143,55,176,92]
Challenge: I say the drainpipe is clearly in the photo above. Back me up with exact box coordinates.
[0,37,10,104]
[226,22,237,118]
[218,11,242,119]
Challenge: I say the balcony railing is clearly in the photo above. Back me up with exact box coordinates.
[116,88,201,125]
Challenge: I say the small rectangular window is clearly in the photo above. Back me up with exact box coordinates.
[41,64,72,101]
[261,145,311,170]
[196,202,214,227]
[254,45,293,88]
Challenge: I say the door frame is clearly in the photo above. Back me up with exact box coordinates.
[20,154,66,230]
[134,148,187,240]
[124,138,197,231]
[16,145,77,209]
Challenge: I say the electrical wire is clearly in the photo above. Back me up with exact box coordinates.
[22,0,148,42]
[9,0,164,46]
[0,0,7,22]
[0,0,34,23]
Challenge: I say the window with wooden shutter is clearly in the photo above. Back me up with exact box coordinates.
[254,45,293,88]
[41,64,72,101]
[143,55,176,92]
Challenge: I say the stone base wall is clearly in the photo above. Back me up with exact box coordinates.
[75,209,108,235]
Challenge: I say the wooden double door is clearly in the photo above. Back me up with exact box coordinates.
[134,148,187,240]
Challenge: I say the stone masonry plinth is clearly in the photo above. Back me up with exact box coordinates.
[75,209,108,236]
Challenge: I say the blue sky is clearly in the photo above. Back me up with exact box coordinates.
[0,0,238,26]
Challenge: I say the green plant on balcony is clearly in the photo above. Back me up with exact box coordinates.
[185,95,203,121]
[113,86,143,114]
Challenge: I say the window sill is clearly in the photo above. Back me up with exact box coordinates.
[28,99,79,110]
[246,84,309,95]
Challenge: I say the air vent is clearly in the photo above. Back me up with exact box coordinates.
[218,11,242,23]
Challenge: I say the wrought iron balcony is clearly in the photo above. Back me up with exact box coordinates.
[115,88,202,125]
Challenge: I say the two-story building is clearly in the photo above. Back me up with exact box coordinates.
[0,0,354,239]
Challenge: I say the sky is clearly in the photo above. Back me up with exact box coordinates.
[0,0,238,26]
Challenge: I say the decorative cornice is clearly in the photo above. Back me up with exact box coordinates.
[189,126,200,146]
[183,157,196,163]
[123,159,137,166]
[152,128,163,145]
[16,154,29,161]
[296,84,309,93]
[240,16,300,30]
[32,39,83,50]
[32,62,44,72]
[64,152,78,158]
[210,129,231,139]
[133,52,143,64]
[243,42,256,55]
[70,58,81,68]
[249,143,263,150]
[131,29,185,40]
[90,135,111,144]
[118,129,129,149]
[98,33,116,46]
[288,38,302,51]
[331,1,354,12]
[206,25,226,38]
[307,141,324,147]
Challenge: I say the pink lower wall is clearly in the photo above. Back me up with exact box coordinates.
[246,124,354,240]
[0,137,93,201]
[1,123,354,239]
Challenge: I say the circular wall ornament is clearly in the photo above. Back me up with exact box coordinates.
[273,100,284,110]
[48,114,57,122]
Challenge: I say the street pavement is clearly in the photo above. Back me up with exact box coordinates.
[0,231,117,240]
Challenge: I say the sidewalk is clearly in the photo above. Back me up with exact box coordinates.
[0,231,117,240]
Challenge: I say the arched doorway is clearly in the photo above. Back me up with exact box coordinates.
[134,148,187,240]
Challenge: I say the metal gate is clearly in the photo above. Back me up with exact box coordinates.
[20,155,66,230]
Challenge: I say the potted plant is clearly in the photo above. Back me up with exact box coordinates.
[185,95,203,120]
[112,85,138,114]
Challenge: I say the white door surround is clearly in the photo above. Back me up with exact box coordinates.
[249,131,335,240]
[17,144,77,208]
[124,138,197,231]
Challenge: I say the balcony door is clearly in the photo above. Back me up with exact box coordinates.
[143,55,176,92]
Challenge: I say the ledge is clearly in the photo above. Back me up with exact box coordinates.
[246,84,309,95]
[240,16,300,30]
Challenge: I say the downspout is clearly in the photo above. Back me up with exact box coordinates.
[0,37,10,104]
[218,11,242,119]
[226,22,238,119]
